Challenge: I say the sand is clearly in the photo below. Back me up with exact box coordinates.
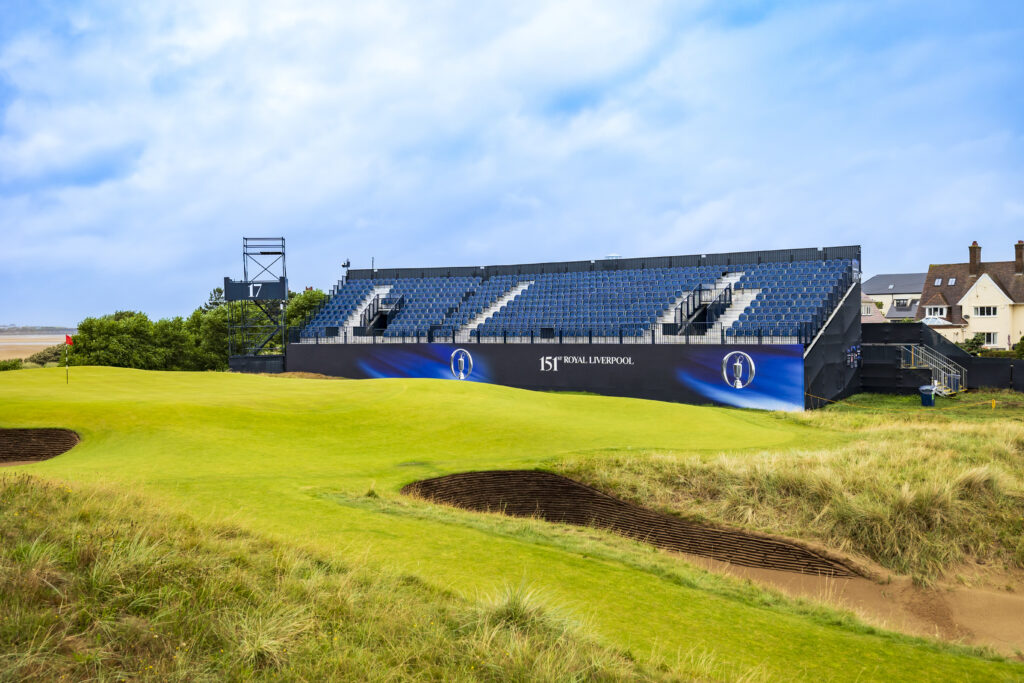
[0,335,66,360]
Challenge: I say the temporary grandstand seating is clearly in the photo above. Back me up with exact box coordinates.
[728,260,850,338]
[480,268,720,338]
[305,279,374,335]
[379,276,478,338]
[299,257,856,344]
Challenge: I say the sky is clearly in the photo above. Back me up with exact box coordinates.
[1,1,1022,325]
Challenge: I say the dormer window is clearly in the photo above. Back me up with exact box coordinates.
[894,299,909,307]
[925,306,947,318]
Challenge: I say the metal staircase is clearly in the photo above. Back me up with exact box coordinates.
[900,344,967,395]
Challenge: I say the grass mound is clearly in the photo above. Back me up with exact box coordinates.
[558,392,1024,582]
[3,368,1023,680]
[0,474,712,681]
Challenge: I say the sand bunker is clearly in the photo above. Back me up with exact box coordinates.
[0,428,79,465]
[403,470,862,577]
[405,469,1024,656]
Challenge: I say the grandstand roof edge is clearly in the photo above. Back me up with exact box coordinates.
[346,245,861,281]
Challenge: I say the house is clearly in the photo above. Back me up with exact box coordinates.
[915,241,1024,349]
[861,272,926,320]
[860,294,887,324]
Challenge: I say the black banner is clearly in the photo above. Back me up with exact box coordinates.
[287,342,806,411]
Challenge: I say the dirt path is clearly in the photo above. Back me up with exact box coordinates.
[404,469,1024,657]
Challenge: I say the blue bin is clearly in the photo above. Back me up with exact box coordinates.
[919,385,936,408]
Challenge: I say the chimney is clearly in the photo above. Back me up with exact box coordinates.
[969,241,981,277]
[1016,240,1023,275]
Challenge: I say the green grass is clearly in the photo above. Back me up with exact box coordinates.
[0,367,1022,681]
[558,391,1024,583]
[2,474,707,681]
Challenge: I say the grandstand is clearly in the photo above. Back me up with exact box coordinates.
[287,245,861,410]
[298,248,858,346]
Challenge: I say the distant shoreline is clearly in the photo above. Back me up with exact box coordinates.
[0,328,76,335]
[0,335,70,361]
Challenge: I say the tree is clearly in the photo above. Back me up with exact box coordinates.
[71,312,160,368]
[66,285,321,372]
[152,317,193,370]
[959,333,985,356]
[202,287,226,312]
[1013,336,1024,359]
[286,289,327,328]
[184,304,230,370]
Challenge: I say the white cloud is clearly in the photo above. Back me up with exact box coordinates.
[0,1,1021,324]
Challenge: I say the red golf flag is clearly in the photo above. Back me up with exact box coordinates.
[65,335,73,346]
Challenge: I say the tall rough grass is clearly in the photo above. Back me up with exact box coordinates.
[0,474,761,681]
[557,395,1024,583]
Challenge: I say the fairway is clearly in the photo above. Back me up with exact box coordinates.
[1,367,1020,681]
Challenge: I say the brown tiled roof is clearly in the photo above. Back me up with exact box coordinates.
[915,261,1024,324]
[860,295,887,323]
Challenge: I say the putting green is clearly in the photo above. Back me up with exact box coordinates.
[0,368,1018,681]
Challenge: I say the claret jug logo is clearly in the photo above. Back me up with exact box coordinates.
[722,351,755,389]
[450,348,473,380]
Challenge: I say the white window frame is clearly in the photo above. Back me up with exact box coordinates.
[925,306,947,318]
[981,332,998,346]
[973,306,997,317]
[894,298,909,307]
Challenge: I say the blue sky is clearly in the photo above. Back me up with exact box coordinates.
[1,1,1022,325]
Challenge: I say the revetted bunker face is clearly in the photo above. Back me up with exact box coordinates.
[0,429,80,464]
[404,470,861,578]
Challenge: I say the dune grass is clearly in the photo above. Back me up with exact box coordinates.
[0,368,1022,680]
[557,391,1024,583]
[2,473,726,682]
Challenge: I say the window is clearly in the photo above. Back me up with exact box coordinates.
[861,304,873,316]
[894,299,909,307]
[887,284,894,290]
[948,278,956,286]
[974,306,997,317]
[925,306,947,318]
[934,278,942,286]
[982,332,999,346]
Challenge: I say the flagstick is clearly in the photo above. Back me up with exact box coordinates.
[65,343,69,384]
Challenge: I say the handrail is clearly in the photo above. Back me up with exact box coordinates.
[803,273,856,357]
[360,295,380,328]
[674,286,702,325]
[899,344,966,394]
[301,322,807,345]
[704,285,733,325]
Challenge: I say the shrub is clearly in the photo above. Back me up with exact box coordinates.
[0,359,22,371]
[25,345,63,365]
[959,333,985,355]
